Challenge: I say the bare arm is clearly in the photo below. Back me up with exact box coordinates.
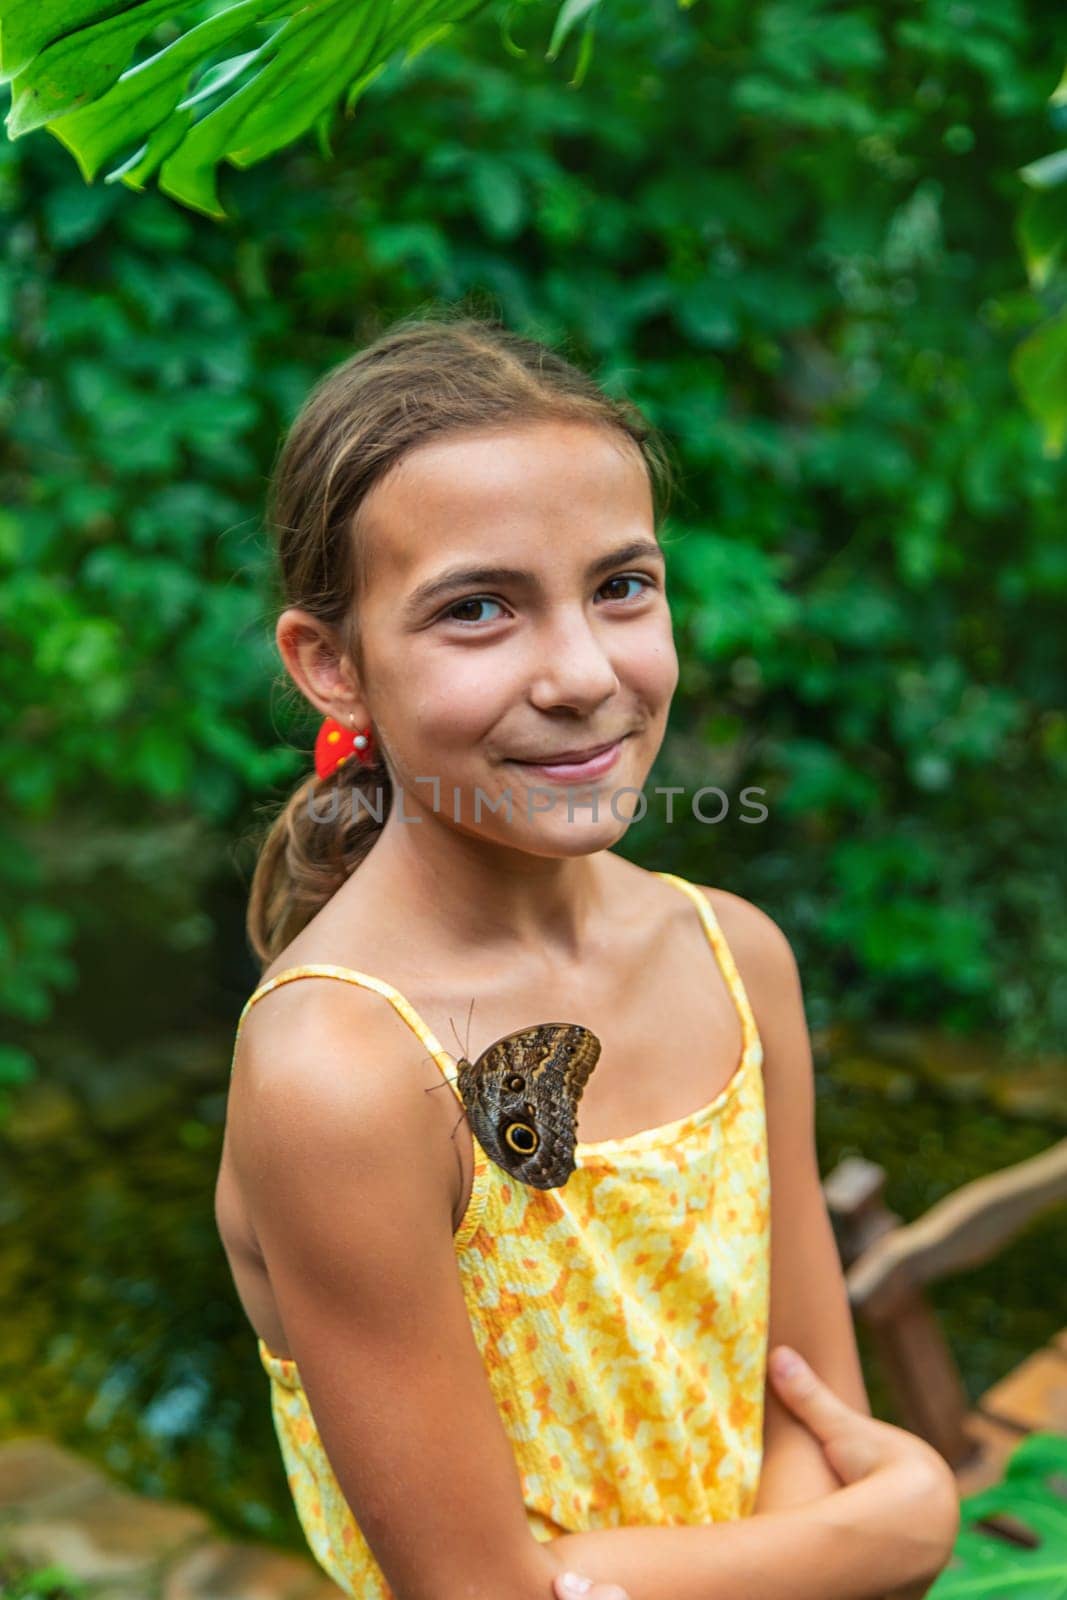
[225,980,565,1600]
[705,889,872,1514]
[547,1456,955,1600]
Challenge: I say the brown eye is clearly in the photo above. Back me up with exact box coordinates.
[504,1121,539,1155]
[599,573,652,603]
[507,1074,525,1092]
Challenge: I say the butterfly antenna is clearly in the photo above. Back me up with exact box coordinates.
[447,993,477,1063]
[441,1001,474,1158]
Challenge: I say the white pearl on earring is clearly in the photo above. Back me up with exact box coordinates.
[354,735,368,750]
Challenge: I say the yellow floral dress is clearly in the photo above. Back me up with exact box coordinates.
[229,869,771,1597]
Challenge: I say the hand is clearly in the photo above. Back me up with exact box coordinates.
[768,1343,960,1594]
[767,1344,956,1492]
[552,1572,632,1600]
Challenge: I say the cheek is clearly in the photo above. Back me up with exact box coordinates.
[401,654,513,743]
[624,623,679,705]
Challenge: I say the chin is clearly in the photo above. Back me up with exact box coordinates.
[524,815,636,856]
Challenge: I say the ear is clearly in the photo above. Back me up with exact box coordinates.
[276,607,372,728]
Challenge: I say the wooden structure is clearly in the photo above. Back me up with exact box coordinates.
[823,1138,1067,1497]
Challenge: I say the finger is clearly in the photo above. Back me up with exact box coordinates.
[768,1345,855,1442]
[554,1575,632,1600]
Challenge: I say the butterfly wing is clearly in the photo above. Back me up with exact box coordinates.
[456,1022,601,1190]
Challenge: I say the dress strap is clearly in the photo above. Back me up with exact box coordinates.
[230,964,455,1076]
[229,964,490,1248]
[651,871,761,1060]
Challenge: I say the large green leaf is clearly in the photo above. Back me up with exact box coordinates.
[0,0,563,216]
[930,1432,1067,1598]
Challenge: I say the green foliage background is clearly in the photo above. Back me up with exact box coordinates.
[2,0,1066,1104]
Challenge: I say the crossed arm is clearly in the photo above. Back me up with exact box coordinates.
[697,887,872,1516]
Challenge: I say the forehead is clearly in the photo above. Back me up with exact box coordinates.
[357,419,652,583]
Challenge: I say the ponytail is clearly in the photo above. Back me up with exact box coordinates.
[245,750,393,966]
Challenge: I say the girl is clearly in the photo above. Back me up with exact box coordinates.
[217,311,958,1600]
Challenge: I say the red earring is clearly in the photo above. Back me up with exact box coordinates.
[314,715,375,779]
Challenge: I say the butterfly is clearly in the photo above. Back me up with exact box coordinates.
[426,997,602,1190]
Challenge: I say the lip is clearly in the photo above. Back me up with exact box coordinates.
[507,737,627,784]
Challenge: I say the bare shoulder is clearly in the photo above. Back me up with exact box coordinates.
[225,975,459,1232]
[690,883,802,1010]
[230,973,416,1118]
[685,882,812,1097]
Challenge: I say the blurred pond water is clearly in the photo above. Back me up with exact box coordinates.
[0,1022,1063,1554]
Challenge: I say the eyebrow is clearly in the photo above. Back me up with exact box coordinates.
[403,539,666,619]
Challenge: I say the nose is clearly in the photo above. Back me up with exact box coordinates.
[526,604,620,714]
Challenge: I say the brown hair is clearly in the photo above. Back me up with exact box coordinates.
[244,304,677,968]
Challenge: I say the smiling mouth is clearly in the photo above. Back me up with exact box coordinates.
[508,736,626,765]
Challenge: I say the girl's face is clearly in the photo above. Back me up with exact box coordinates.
[351,418,678,855]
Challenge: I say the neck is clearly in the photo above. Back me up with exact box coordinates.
[334,788,625,963]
